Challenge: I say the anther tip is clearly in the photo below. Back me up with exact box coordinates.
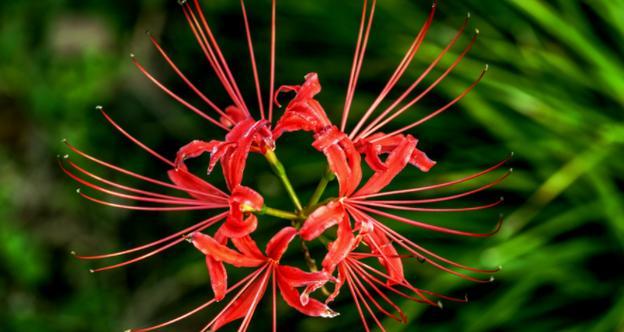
[509,167,514,173]
[484,64,489,71]
[144,29,152,36]
[95,105,103,111]
[437,300,444,309]
[510,151,515,157]
[89,269,95,274]
[500,196,505,201]
[70,250,77,256]
[63,154,69,159]
[466,12,471,19]
[129,53,136,58]
[177,0,188,5]
[464,294,470,302]
[431,0,437,8]
[498,265,503,271]
[75,188,81,194]
[489,276,496,282]
[61,138,67,143]
[475,28,480,35]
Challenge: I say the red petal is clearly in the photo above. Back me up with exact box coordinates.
[231,235,265,260]
[363,227,405,285]
[219,213,258,239]
[265,227,298,261]
[276,265,331,288]
[312,126,362,197]
[299,201,345,241]
[321,213,356,275]
[211,269,270,331]
[190,232,264,267]
[230,185,264,212]
[206,255,227,301]
[220,105,249,128]
[410,147,436,172]
[167,168,225,203]
[355,135,417,196]
[325,265,346,304]
[277,265,332,306]
[273,73,332,139]
[220,119,272,189]
[277,272,339,318]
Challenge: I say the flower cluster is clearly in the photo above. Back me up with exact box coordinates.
[61,0,510,331]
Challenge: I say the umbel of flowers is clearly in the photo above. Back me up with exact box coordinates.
[61,0,510,331]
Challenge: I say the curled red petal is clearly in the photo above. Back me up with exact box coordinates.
[265,227,298,261]
[230,185,264,212]
[410,147,436,172]
[363,227,405,285]
[355,134,417,196]
[273,73,332,139]
[219,213,258,239]
[325,265,346,304]
[299,201,345,241]
[220,105,249,128]
[321,213,356,275]
[190,232,264,267]
[167,168,225,204]
[276,272,339,318]
[206,255,227,301]
[276,265,332,288]
[312,126,362,197]
[231,235,265,260]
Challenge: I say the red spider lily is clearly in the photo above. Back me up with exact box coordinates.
[61,0,510,330]
[128,227,337,332]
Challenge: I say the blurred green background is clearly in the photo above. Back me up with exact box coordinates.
[1,0,623,331]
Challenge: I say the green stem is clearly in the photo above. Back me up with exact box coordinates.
[264,149,304,212]
[259,206,300,220]
[306,167,335,210]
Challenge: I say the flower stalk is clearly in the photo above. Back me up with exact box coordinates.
[264,149,304,212]
[306,167,335,211]
[258,205,300,220]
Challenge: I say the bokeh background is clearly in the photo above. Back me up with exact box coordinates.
[1,0,623,331]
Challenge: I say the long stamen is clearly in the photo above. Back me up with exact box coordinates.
[182,4,246,112]
[191,0,250,114]
[147,33,231,122]
[357,169,511,205]
[63,141,228,200]
[130,55,230,130]
[362,31,481,139]
[351,203,503,237]
[357,11,469,139]
[348,259,429,304]
[373,62,488,142]
[128,265,267,332]
[349,258,438,305]
[345,263,404,323]
[344,266,371,332]
[346,261,407,322]
[345,266,386,332]
[341,0,377,131]
[238,266,272,332]
[60,159,207,206]
[240,0,265,119]
[267,0,277,122]
[200,264,270,332]
[349,197,504,212]
[64,158,198,203]
[349,1,437,138]
[375,221,499,274]
[72,213,226,260]
[77,190,224,211]
[356,154,512,199]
